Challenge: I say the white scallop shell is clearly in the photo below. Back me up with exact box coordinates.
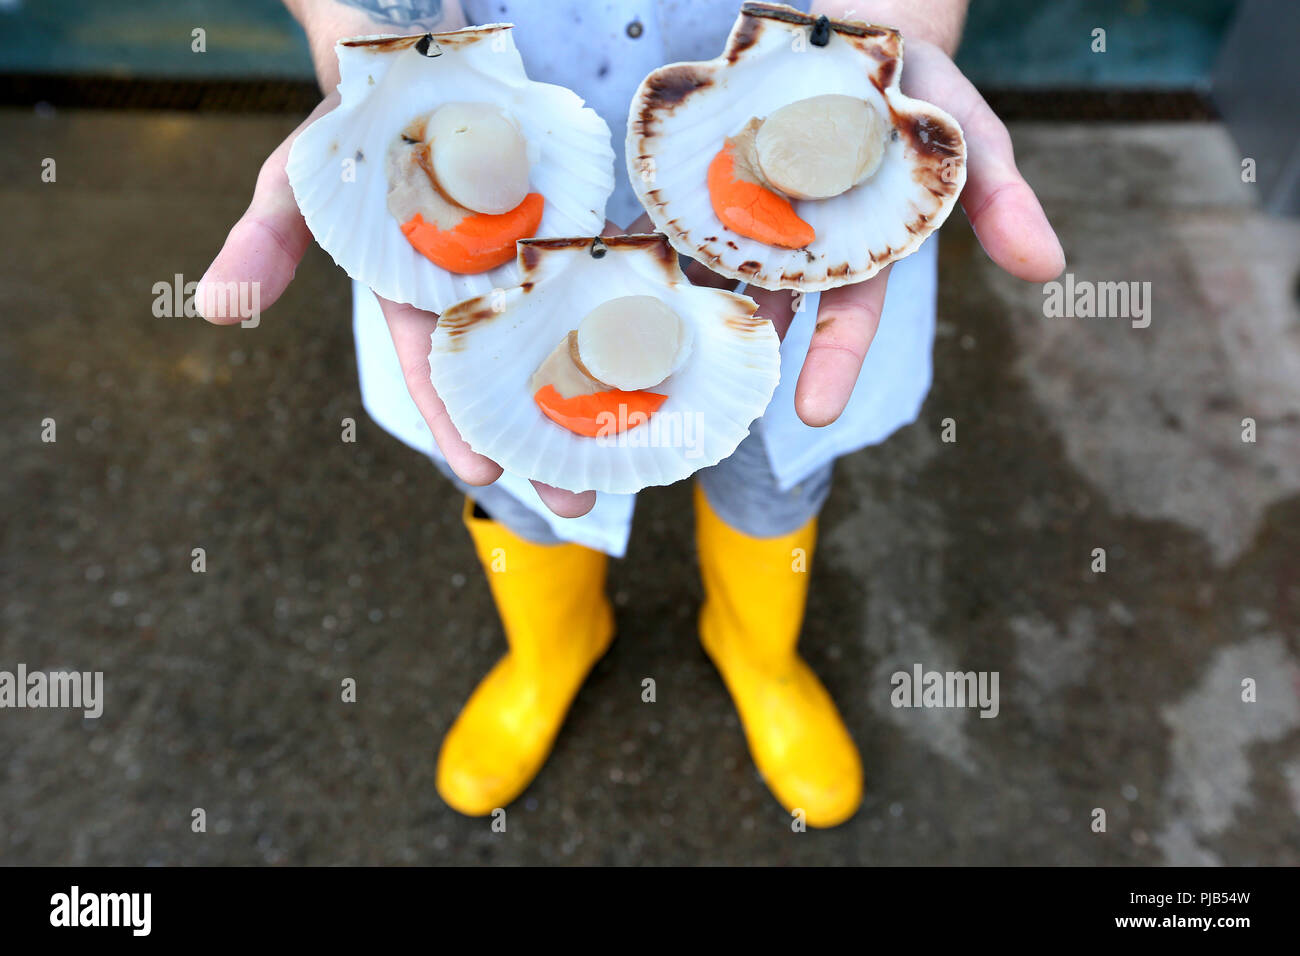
[627,2,967,292]
[429,235,781,495]
[287,27,615,314]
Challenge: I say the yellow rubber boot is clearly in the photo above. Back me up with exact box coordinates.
[694,484,863,827]
[436,497,614,816]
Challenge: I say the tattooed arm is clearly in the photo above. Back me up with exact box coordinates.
[283,0,468,90]
[333,0,457,30]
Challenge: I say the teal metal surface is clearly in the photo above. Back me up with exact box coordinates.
[956,0,1237,89]
[0,0,1238,88]
[0,0,314,79]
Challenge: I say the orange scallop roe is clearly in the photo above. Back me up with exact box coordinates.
[707,143,814,249]
[533,385,668,438]
[401,192,545,274]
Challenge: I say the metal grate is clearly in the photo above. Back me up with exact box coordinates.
[0,73,1218,121]
[983,88,1219,122]
[0,74,321,113]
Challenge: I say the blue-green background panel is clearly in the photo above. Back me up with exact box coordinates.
[0,0,1238,88]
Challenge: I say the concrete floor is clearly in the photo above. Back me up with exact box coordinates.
[1,110,1298,865]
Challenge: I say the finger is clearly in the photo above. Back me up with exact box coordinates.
[377,295,503,488]
[795,265,892,427]
[380,296,600,516]
[685,259,739,291]
[530,481,597,518]
[197,94,339,324]
[749,286,796,341]
[902,44,1065,282]
[625,213,654,233]
[959,109,1065,282]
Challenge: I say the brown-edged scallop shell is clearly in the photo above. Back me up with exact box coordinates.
[428,235,780,494]
[628,2,966,292]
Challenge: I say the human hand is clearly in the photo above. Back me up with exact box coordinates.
[661,1,1067,428]
[793,13,1066,426]
[196,2,598,518]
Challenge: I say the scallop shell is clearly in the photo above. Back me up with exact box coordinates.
[627,2,966,292]
[428,235,781,495]
[287,26,615,314]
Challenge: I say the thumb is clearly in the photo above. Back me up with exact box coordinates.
[197,94,337,324]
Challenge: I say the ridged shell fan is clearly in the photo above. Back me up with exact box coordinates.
[429,235,781,495]
[628,2,967,292]
[287,26,615,314]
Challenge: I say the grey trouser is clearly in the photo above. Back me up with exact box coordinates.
[434,417,833,545]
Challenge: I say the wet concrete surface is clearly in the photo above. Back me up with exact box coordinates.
[1,110,1298,865]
